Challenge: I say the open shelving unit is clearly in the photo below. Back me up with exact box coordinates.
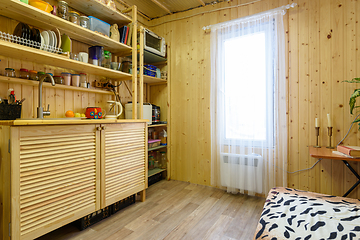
[148,168,166,177]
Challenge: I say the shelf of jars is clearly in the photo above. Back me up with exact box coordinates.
[0,75,113,95]
[0,0,132,53]
[0,40,132,80]
[66,0,132,25]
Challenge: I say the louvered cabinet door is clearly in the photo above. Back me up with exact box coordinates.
[101,123,147,208]
[11,125,100,240]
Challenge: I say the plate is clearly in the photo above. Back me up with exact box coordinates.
[41,31,49,50]
[52,27,61,50]
[47,30,54,52]
[40,34,44,50]
[48,30,56,52]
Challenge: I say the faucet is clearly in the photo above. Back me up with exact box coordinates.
[37,73,55,118]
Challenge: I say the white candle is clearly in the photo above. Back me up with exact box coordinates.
[327,114,331,127]
[315,118,319,127]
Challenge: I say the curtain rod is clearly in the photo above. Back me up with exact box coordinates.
[203,3,297,32]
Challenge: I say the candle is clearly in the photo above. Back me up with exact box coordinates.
[327,114,331,127]
[315,118,319,127]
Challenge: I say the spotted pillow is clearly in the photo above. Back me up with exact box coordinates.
[253,187,360,240]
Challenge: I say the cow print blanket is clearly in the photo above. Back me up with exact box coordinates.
[253,187,360,240]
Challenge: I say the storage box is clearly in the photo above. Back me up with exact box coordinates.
[88,16,110,37]
[144,64,156,77]
[0,104,22,120]
[148,139,161,148]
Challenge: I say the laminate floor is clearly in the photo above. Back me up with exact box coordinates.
[37,180,265,240]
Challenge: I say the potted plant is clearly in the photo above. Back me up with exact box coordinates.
[344,77,360,127]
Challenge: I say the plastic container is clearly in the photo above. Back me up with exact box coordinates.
[69,11,80,25]
[19,68,29,79]
[61,72,71,85]
[71,74,80,87]
[29,70,38,81]
[80,16,90,29]
[144,64,157,77]
[57,1,69,20]
[54,76,64,84]
[4,68,15,77]
[88,16,110,37]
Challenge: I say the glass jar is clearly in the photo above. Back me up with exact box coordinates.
[37,71,45,81]
[54,76,64,84]
[4,68,15,77]
[79,16,90,29]
[57,1,69,20]
[19,68,29,79]
[71,74,80,87]
[44,73,53,82]
[80,73,87,87]
[160,152,167,169]
[61,72,71,85]
[69,11,80,25]
[29,70,38,81]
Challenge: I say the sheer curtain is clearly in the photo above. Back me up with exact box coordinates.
[210,7,288,195]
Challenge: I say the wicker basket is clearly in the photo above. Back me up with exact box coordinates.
[0,104,22,120]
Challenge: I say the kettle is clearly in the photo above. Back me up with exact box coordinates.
[105,101,122,119]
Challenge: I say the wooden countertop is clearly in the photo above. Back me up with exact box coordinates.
[0,119,148,126]
[309,146,360,162]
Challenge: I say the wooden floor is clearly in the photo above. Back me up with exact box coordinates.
[37,180,265,240]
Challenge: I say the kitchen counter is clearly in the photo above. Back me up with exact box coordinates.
[0,118,148,126]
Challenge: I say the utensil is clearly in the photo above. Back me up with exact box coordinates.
[85,107,105,119]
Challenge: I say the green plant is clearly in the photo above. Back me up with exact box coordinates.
[344,78,360,127]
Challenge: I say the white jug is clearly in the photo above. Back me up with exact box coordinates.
[105,101,123,119]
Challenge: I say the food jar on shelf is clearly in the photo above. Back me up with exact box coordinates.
[71,74,80,87]
[69,11,80,25]
[44,73,53,82]
[160,152,167,169]
[148,156,154,170]
[54,76,64,84]
[57,1,69,20]
[79,16,90,29]
[80,73,87,87]
[29,70,38,81]
[61,72,71,85]
[19,68,29,79]
[37,71,45,81]
[4,68,15,77]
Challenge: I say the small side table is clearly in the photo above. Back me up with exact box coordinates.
[309,146,360,197]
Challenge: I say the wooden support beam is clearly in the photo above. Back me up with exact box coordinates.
[115,0,152,21]
[197,0,206,6]
[151,0,172,14]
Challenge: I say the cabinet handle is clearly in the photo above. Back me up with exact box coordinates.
[102,126,106,130]
[97,127,101,131]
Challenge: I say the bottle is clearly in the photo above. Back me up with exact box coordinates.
[160,152,167,169]
[9,91,15,104]
[160,129,167,145]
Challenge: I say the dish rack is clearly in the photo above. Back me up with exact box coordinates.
[0,31,62,54]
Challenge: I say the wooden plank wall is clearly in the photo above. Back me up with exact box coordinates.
[150,0,360,198]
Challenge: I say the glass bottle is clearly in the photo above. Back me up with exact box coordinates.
[160,152,167,169]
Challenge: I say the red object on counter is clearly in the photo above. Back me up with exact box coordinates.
[85,107,103,119]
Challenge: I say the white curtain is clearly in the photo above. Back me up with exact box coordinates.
[210,8,288,195]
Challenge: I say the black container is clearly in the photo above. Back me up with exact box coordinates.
[0,104,22,120]
[152,105,160,123]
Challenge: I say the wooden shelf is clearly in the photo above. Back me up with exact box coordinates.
[148,168,166,177]
[148,124,167,128]
[148,145,167,151]
[0,40,132,80]
[67,0,132,26]
[141,75,167,84]
[0,0,132,53]
[0,76,113,95]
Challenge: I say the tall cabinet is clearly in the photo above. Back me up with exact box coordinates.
[138,27,171,181]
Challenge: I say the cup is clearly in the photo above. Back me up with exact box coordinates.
[111,62,121,71]
[79,52,89,63]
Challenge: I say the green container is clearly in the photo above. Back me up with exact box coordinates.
[19,0,28,4]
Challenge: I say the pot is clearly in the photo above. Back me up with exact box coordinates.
[85,107,104,119]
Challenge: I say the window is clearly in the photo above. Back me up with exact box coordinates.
[223,29,273,144]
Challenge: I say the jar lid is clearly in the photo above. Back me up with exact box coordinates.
[61,72,71,75]
[80,16,89,20]
[20,68,28,72]
[29,70,37,73]
[71,74,80,76]
[46,73,53,76]
[79,73,87,75]
[58,1,68,5]
[69,11,80,15]
[5,68,14,71]
[38,71,45,75]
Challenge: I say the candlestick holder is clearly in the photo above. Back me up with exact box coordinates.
[326,127,334,149]
[314,127,321,148]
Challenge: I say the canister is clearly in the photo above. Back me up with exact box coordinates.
[71,74,80,87]
[4,68,15,77]
[61,72,71,85]
[19,68,29,79]
[29,70,38,81]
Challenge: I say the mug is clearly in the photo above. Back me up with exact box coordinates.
[79,52,89,63]
[85,107,105,119]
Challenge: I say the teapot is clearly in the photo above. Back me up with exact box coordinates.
[105,101,123,119]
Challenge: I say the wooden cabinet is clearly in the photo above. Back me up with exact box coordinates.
[0,121,147,240]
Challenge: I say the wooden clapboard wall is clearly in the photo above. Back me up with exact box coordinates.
[150,0,360,199]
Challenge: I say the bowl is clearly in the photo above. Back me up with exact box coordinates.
[29,0,53,13]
